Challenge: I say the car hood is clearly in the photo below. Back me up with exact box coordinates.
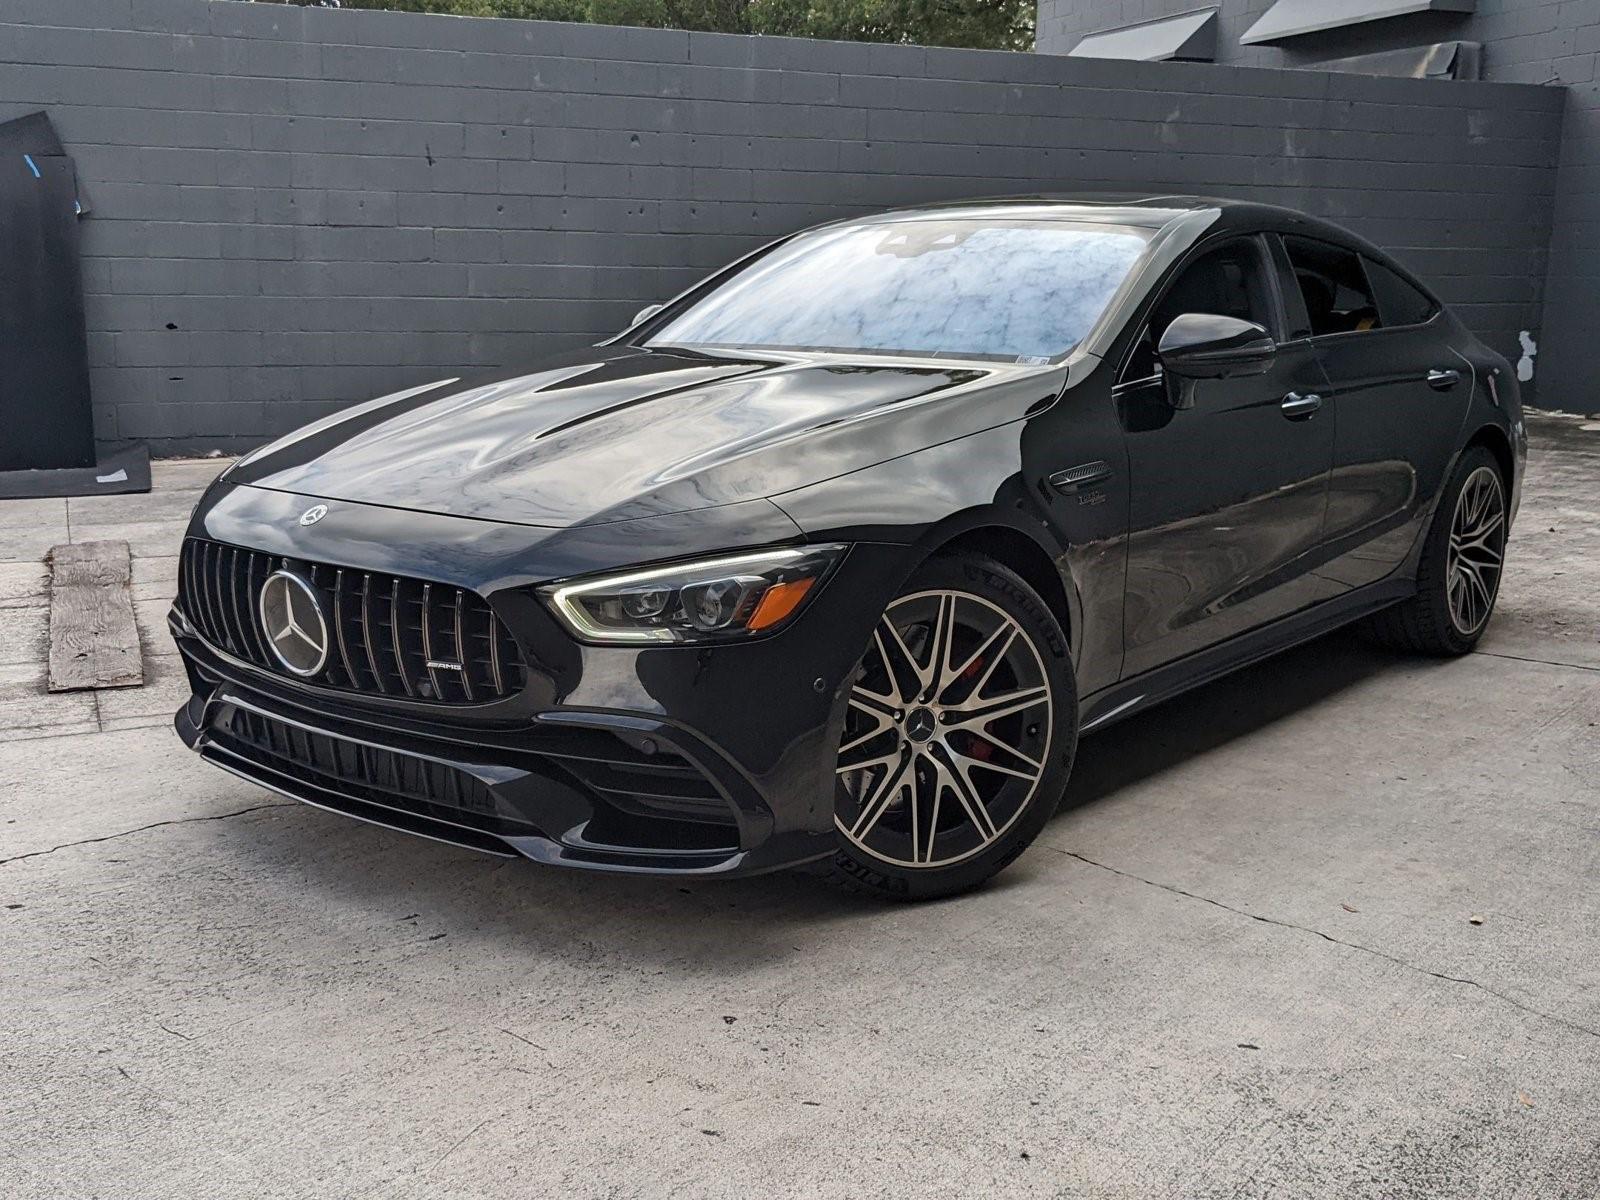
[227,345,1067,528]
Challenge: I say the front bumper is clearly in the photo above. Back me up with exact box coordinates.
[174,629,828,875]
[170,483,912,877]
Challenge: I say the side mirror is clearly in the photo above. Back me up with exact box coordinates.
[1157,313,1276,380]
[631,303,663,327]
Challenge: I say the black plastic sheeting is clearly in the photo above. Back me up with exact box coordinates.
[0,443,151,501]
[0,111,97,474]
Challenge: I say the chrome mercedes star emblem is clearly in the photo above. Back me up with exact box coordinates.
[258,570,330,677]
[299,504,328,527]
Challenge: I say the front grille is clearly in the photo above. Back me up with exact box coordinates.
[214,706,739,854]
[220,707,533,843]
[180,538,525,704]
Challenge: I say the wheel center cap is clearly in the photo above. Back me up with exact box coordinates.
[904,707,938,743]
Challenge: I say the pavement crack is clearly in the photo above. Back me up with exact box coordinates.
[498,1027,546,1051]
[1048,844,1600,1043]
[1475,649,1600,674]
[0,802,296,867]
[423,1113,500,1177]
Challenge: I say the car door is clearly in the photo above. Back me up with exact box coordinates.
[1116,234,1338,679]
[1276,235,1470,589]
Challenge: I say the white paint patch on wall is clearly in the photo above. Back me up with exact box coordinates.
[1517,330,1538,382]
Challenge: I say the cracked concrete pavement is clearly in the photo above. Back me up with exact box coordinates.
[1,417,1597,1198]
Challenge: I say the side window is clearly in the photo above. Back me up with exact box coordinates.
[1282,236,1380,338]
[1364,258,1437,328]
[1120,237,1276,384]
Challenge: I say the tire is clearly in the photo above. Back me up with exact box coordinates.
[1359,445,1508,656]
[827,551,1078,901]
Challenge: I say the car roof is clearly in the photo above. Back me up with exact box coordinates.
[828,193,1418,286]
[806,193,1438,366]
[623,193,1437,369]
[846,194,1219,230]
[838,193,1362,243]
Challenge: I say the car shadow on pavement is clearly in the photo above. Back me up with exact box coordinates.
[200,628,1413,971]
[1058,628,1396,815]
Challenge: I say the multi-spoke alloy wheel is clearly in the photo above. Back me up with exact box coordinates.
[1358,445,1510,656]
[829,553,1076,902]
[1446,465,1506,637]
[837,588,1051,868]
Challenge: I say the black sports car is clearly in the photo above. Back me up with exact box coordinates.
[172,196,1522,899]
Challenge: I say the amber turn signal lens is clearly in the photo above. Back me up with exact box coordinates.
[746,577,816,631]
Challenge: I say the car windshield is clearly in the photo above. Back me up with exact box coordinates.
[646,218,1154,363]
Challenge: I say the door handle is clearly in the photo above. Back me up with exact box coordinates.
[1048,461,1114,494]
[1280,392,1322,420]
[1427,368,1461,391]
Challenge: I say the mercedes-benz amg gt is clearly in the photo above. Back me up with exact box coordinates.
[172,196,1522,899]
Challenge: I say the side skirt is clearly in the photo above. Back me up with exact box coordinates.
[1077,578,1415,735]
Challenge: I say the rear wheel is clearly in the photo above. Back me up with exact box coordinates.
[1361,445,1507,655]
[828,553,1076,901]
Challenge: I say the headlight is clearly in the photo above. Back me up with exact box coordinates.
[541,544,848,645]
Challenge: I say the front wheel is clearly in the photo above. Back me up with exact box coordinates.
[828,552,1077,901]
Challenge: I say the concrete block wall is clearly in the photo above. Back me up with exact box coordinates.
[0,0,1567,453]
[1038,0,1600,412]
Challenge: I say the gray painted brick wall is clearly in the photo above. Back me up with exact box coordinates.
[0,0,1568,453]
[1038,0,1600,412]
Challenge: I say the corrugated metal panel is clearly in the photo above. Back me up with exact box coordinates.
[1312,40,1482,80]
